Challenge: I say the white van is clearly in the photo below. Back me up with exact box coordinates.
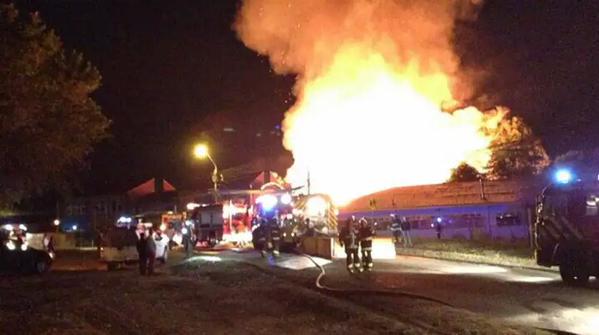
[100,226,169,271]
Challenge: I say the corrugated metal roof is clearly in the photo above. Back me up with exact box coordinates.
[340,178,545,213]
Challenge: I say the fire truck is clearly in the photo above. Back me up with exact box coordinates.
[187,183,338,250]
[534,169,599,285]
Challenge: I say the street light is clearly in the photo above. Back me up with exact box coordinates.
[193,144,209,159]
[193,143,223,198]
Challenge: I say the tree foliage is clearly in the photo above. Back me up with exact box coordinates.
[0,4,110,206]
[486,116,550,180]
[449,163,480,182]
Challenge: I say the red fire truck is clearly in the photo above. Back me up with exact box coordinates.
[187,182,337,249]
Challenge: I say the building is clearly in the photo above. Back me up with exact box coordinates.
[340,178,546,241]
[61,178,178,233]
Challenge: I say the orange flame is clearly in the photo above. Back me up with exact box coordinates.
[283,46,504,204]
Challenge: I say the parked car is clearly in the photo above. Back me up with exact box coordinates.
[0,225,53,274]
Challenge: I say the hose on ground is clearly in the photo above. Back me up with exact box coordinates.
[299,252,454,307]
[299,253,570,335]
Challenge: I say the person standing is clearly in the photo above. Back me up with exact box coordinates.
[390,214,402,245]
[435,218,443,239]
[358,218,375,271]
[339,217,361,273]
[136,231,148,275]
[401,217,413,247]
[43,233,56,255]
[146,228,156,275]
[268,218,281,257]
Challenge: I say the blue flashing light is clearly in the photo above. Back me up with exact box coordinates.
[258,194,278,212]
[555,169,573,184]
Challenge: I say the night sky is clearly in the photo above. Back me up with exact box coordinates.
[12,0,599,195]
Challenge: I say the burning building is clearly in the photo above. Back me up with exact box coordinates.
[340,178,545,241]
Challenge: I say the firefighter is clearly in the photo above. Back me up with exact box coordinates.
[390,214,402,245]
[339,216,361,273]
[358,217,375,271]
[267,217,281,257]
[254,218,268,257]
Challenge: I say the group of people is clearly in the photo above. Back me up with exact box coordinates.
[390,214,413,247]
[339,216,375,273]
[136,227,157,275]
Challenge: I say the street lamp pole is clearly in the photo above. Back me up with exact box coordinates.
[206,153,220,194]
[193,144,222,202]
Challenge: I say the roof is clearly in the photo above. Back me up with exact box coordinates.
[341,178,545,213]
[126,178,176,198]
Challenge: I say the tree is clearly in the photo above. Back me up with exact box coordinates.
[449,163,480,182]
[0,4,110,207]
[486,116,550,179]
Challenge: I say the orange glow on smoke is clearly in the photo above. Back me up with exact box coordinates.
[283,46,505,205]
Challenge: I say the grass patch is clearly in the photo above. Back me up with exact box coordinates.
[396,237,544,269]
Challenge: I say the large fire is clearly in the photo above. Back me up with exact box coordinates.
[235,0,506,205]
[283,46,504,204]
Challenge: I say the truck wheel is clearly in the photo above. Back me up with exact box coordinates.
[559,260,589,286]
[107,262,118,271]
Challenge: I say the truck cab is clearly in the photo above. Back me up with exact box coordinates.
[535,181,599,285]
[190,204,224,247]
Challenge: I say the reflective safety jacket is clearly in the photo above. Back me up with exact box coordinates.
[268,222,281,243]
[339,226,359,250]
[358,226,375,249]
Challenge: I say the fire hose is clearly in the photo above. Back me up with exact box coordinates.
[297,253,573,335]
[298,252,454,307]
[191,250,569,335]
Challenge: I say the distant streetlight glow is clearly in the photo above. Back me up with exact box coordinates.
[53,219,60,226]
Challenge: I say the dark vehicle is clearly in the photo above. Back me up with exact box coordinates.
[0,227,53,274]
[535,179,599,285]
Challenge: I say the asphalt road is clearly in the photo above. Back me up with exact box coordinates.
[253,253,599,335]
[4,249,595,334]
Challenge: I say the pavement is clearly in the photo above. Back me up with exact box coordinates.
[370,256,599,335]
[3,248,597,334]
[218,250,599,335]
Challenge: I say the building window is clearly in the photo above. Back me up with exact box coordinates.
[496,213,521,226]
[447,214,485,228]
